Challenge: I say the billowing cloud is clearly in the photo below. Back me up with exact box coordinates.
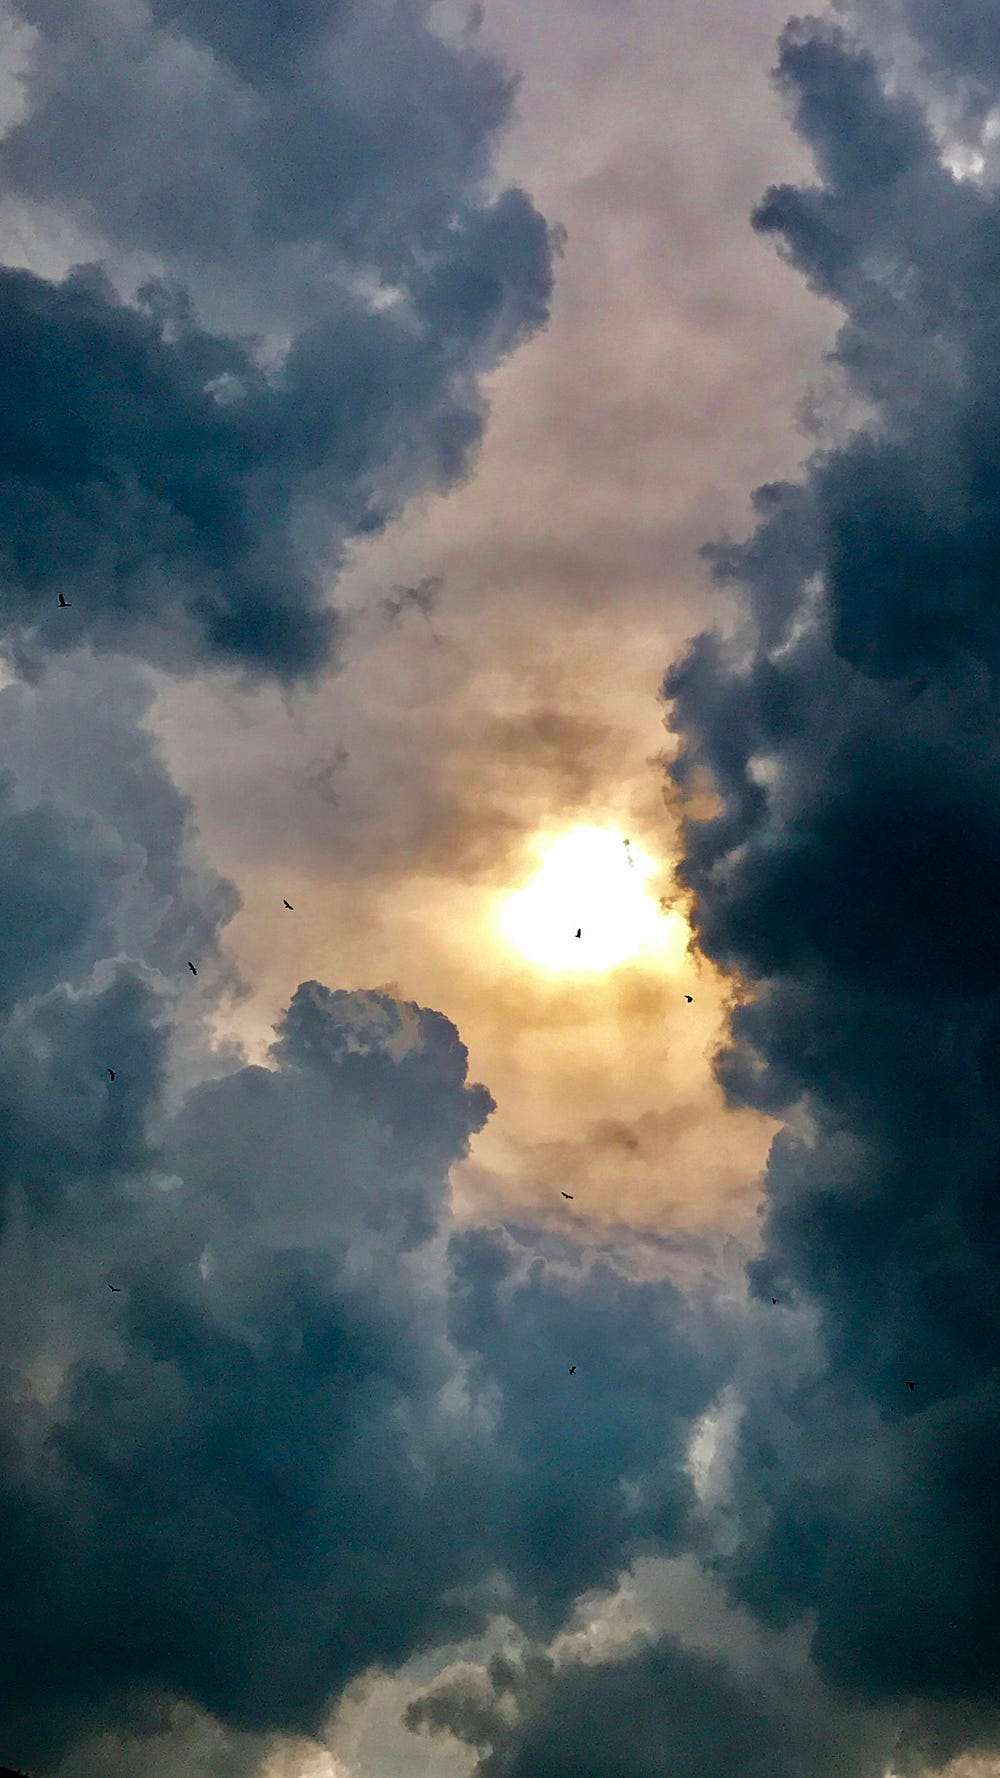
[0,0,556,680]
[404,1564,896,1778]
[0,671,727,1772]
[663,11,1000,1754]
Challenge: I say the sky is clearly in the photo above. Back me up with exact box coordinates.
[0,0,999,1775]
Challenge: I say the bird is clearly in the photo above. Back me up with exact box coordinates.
[771,1297,777,1305]
[568,1366,577,1375]
[188,961,198,976]
[685,995,694,1003]
[575,928,582,939]
[561,1192,574,1200]
[906,1380,916,1392]
[107,1068,116,1082]
[107,1283,121,1292]
[58,593,71,607]
[283,899,293,910]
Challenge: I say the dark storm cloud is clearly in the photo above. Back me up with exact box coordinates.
[0,225,552,681]
[662,12,1000,1752]
[405,1630,892,1778]
[0,962,730,1769]
[445,1223,729,1620]
[0,692,724,1765]
[0,0,556,680]
[0,961,490,1764]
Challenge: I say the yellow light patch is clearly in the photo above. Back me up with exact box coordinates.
[498,825,684,973]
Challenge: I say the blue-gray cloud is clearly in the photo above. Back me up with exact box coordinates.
[663,13,1000,1754]
[0,0,556,681]
[0,674,727,1771]
[406,1633,891,1778]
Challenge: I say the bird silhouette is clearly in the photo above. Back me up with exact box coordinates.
[575,928,582,939]
[188,961,198,976]
[108,1284,121,1292]
[907,1380,916,1391]
[107,1068,116,1082]
[685,995,694,1003]
[283,899,293,910]
[58,593,71,608]
[568,1366,577,1375]
[561,1192,574,1200]
[771,1297,777,1305]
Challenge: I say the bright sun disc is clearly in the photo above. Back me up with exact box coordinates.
[499,826,677,972]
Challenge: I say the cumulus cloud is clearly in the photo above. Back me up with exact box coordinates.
[405,1623,892,1778]
[0,670,728,1773]
[0,0,556,681]
[663,11,1000,1758]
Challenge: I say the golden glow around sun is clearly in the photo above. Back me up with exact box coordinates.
[499,826,686,973]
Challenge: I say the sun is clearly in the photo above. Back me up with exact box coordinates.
[498,826,684,973]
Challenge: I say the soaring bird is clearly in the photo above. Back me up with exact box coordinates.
[561,1192,574,1200]
[685,995,694,1003]
[771,1297,777,1305]
[283,899,293,910]
[108,1284,121,1292]
[58,593,71,608]
[575,928,582,939]
[907,1380,916,1391]
[188,961,198,976]
[568,1366,577,1375]
[107,1067,116,1082]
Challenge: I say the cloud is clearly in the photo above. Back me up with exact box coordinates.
[0,0,557,682]
[662,11,1000,1754]
[1,959,728,1770]
[2,0,520,290]
[405,1626,892,1778]
[0,677,727,1769]
[445,1223,731,1619]
[0,656,241,978]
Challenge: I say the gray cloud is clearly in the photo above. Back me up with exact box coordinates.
[0,0,556,682]
[663,12,1000,1754]
[406,1630,892,1778]
[3,0,519,289]
[1,962,729,1770]
[0,676,726,1770]
[0,657,240,977]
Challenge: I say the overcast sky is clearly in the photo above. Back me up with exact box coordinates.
[1,1,999,1775]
